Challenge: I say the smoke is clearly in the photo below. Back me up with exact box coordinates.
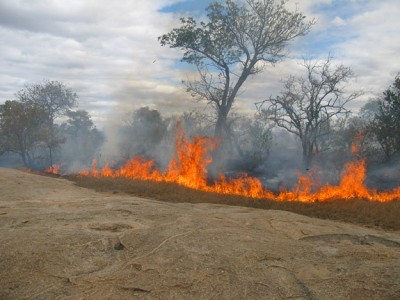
[3,101,400,195]
[98,107,177,171]
[0,153,21,168]
[94,107,394,193]
[260,129,303,191]
[366,159,400,190]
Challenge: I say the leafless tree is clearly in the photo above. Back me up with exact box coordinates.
[257,56,362,169]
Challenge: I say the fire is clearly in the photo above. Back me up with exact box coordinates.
[45,163,63,175]
[277,159,373,202]
[74,124,274,199]
[51,125,400,203]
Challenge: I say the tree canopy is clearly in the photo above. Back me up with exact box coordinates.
[16,80,78,165]
[159,0,314,140]
[372,74,400,160]
[0,100,47,166]
[16,80,78,123]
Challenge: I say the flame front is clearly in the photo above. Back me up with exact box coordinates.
[277,160,374,202]
[53,126,400,202]
[45,163,63,175]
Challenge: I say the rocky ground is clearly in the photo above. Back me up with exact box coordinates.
[0,168,399,299]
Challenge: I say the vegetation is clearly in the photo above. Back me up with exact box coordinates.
[59,110,104,166]
[257,56,361,169]
[0,100,47,166]
[159,0,314,154]
[119,107,167,160]
[372,74,400,160]
[2,74,400,183]
[1,2,399,231]
[0,80,103,168]
[16,80,78,165]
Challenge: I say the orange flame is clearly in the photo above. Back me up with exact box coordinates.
[45,163,63,175]
[64,126,400,202]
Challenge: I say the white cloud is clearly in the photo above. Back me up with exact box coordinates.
[253,0,400,113]
[0,0,185,125]
[333,0,400,107]
[0,0,399,125]
[331,16,346,26]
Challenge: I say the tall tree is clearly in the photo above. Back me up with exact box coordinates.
[16,80,78,165]
[159,0,314,140]
[258,56,361,168]
[0,100,47,167]
[372,74,400,160]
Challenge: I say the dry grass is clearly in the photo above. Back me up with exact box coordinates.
[68,176,400,231]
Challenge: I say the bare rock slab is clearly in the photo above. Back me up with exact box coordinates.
[0,168,399,299]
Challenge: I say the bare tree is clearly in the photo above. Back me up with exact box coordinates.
[257,56,362,169]
[159,0,314,142]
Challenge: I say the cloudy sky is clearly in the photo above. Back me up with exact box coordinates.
[0,0,399,125]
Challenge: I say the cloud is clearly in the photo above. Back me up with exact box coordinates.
[327,0,400,108]
[331,16,346,26]
[0,0,399,126]
[0,0,185,124]
[250,0,400,112]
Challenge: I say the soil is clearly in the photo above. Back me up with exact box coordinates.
[1,167,399,299]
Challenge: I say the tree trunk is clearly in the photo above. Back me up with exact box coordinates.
[214,105,246,157]
[214,111,227,139]
[209,109,229,178]
[302,140,313,170]
[302,153,312,170]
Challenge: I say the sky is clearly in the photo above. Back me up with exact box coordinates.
[0,0,399,126]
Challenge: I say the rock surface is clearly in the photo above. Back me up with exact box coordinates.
[0,167,399,299]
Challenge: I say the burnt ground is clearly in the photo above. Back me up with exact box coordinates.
[1,168,400,299]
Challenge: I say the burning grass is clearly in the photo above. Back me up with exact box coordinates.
[60,124,400,203]
[71,175,400,231]
[48,124,400,230]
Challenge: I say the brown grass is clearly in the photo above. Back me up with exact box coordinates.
[70,176,400,231]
